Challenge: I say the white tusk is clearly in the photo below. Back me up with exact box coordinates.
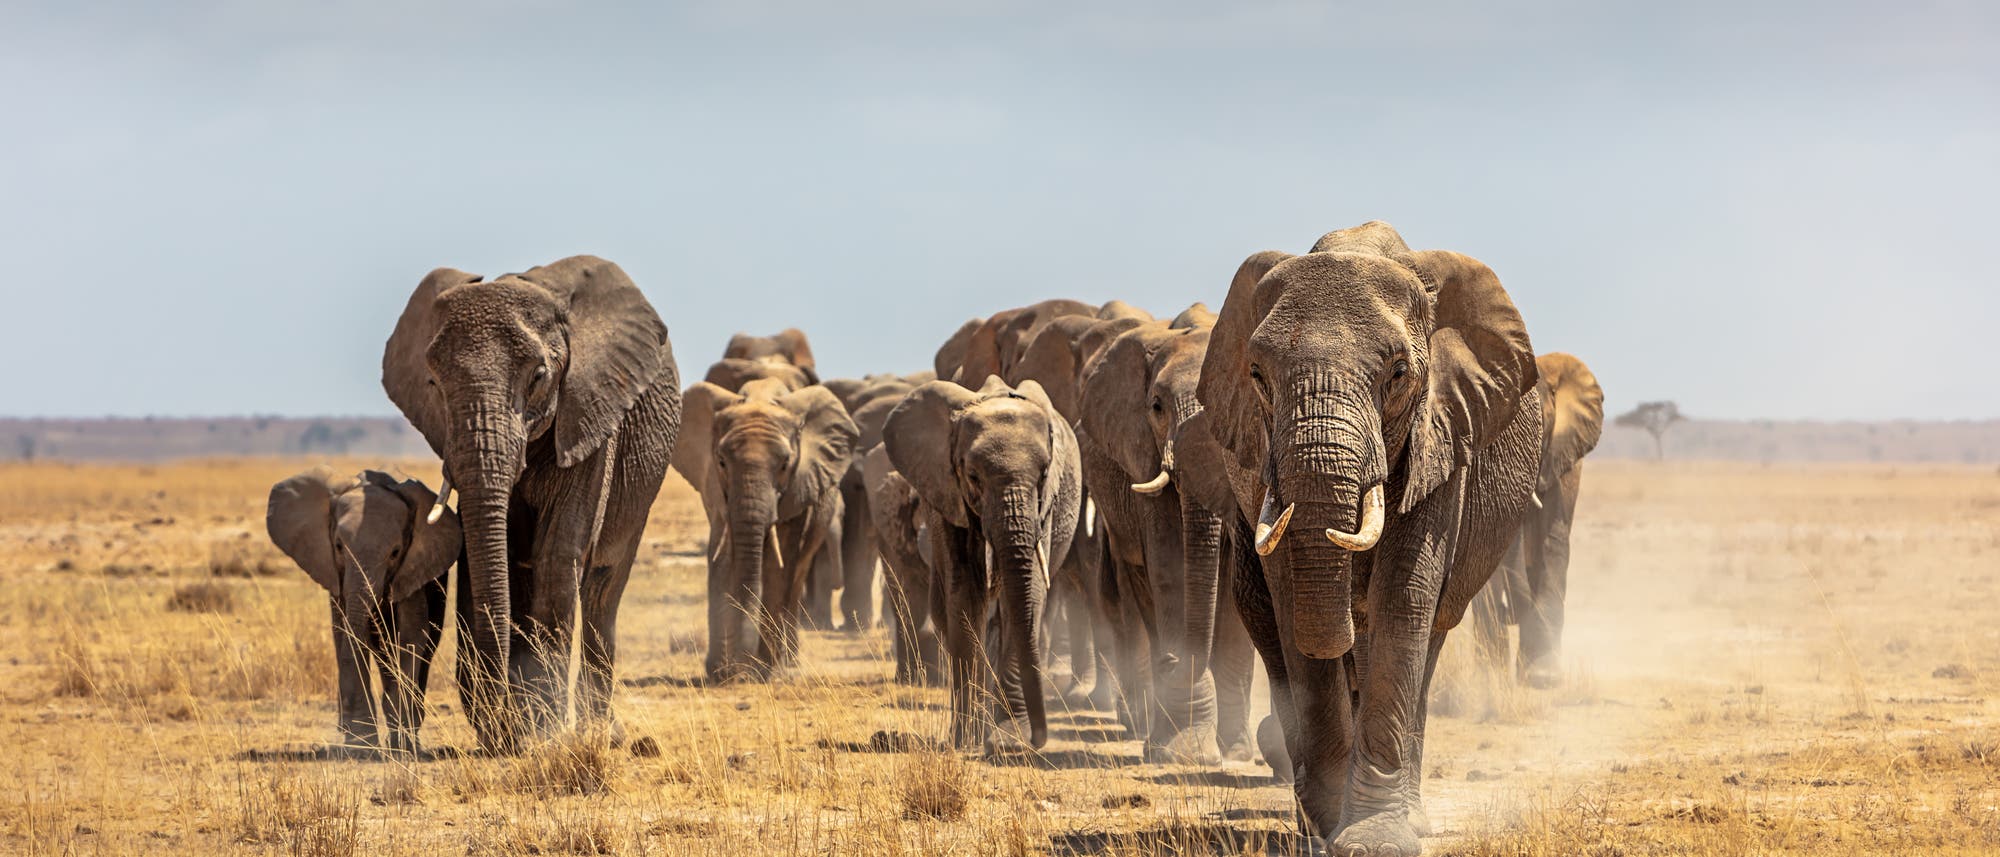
[769,525,783,567]
[710,521,729,563]
[1131,470,1170,495]
[1530,492,1544,510]
[1084,497,1096,537]
[427,470,452,524]
[1253,491,1294,557]
[1325,485,1386,551]
[1037,541,1051,591]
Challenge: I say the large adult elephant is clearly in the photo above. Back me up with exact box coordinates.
[674,376,858,681]
[1199,222,1542,855]
[884,377,1083,752]
[814,373,928,633]
[1469,352,1603,687]
[383,256,680,752]
[1077,317,1257,762]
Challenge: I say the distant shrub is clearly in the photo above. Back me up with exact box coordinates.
[167,581,235,614]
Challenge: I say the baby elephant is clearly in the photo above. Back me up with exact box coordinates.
[267,467,461,753]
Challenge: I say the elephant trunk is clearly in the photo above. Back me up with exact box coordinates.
[990,485,1049,749]
[722,474,779,677]
[446,400,524,744]
[1180,498,1223,681]
[1272,374,1385,660]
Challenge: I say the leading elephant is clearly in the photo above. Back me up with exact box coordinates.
[383,256,681,752]
[1199,222,1542,855]
[1468,352,1604,688]
[884,377,1083,752]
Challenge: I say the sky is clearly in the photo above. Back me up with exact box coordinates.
[3,1,1995,421]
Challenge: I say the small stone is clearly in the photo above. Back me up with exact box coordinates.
[1932,664,1973,680]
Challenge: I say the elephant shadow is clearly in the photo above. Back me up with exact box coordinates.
[983,746,1140,769]
[1139,769,1281,789]
[1049,823,1294,855]
[621,673,711,689]
[232,744,465,764]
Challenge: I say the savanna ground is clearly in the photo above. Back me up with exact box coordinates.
[1,458,1995,855]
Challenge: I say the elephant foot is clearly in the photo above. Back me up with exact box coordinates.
[1332,809,1422,857]
[1145,724,1221,766]
[1219,737,1257,763]
[983,726,1035,758]
[1406,801,1432,838]
[1521,656,1562,690]
[1257,716,1293,781]
[1088,681,1120,714]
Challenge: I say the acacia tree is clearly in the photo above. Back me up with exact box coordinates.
[1616,400,1685,460]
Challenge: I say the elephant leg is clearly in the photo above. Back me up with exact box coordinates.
[579,534,640,739]
[838,497,876,632]
[1501,528,1536,681]
[1331,557,1448,857]
[330,596,379,748]
[381,579,447,754]
[804,522,838,629]
[1234,533,1297,781]
[1213,559,1258,762]
[942,575,991,751]
[1397,632,1449,838]
[1519,469,1579,688]
[884,550,938,686]
[517,514,596,736]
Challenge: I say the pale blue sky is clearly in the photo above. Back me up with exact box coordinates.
[4,1,1995,420]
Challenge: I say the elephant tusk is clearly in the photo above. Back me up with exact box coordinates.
[1325,484,1386,551]
[427,470,452,524]
[1130,470,1170,495]
[1037,541,1050,592]
[1084,497,1096,537]
[710,521,729,563]
[1253,491,1294,557]
[1530,491,1544,510]
[769,525,783,567]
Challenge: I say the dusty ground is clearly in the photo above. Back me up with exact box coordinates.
[0,458,1995,855]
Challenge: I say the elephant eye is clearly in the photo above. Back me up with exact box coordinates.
[1150,397,1163,413]
[1391,359,1409,380]
[1249,365,1271,401]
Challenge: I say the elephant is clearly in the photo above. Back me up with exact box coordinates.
[1076,316,1258,762]
[1198,222,1542,855]
[1468,352,1603,688]
[862,444,942,685]
[883,377,1083,752]
[722,328,819,384]
[703,356,813,393]
[813,373,929,634]
[674,375,858,681]
[940,296,1144,386]
[383,255,680,752]
[267,467,460,754]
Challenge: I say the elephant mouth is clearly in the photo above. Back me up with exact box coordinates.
[1254,482,1385,555]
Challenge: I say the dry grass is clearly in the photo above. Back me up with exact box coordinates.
[0,458,1994,855]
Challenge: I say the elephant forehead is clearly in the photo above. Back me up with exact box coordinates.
[960,400,1051,458]
[716,401,796,444]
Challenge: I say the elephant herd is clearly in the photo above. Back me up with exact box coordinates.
[261,222,1606,855]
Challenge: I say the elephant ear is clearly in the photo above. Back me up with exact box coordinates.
[1097,299,1152,322]
[849,394,900,452]
[770,328,818,383]
[951,311,1010,388]
[884,380,979,527]
[1081,322,1168,484]
[383,268,483,456]
[672,382,740,492]
[934,317,984,381]
[522,256,676,469]
[779,385,860,506]
[1009,314,1097,422]
[267,467,343,592]
[1536,352,1604,494]
[380,474,461,602]
[1197,250,1294,472]
[1398,250,1538,512]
